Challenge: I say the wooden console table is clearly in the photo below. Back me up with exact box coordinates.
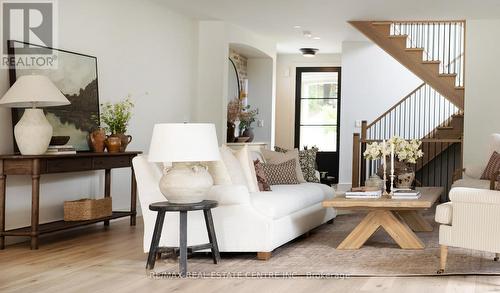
[0,151,142,250]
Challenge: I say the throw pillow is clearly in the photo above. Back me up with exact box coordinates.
[233,145,260,193]
[481,151,500,180]
[253,160,271,191]
[274,146,320,183]
[219,145,247,186]
[261,148,306,183]
[262,159,300,185]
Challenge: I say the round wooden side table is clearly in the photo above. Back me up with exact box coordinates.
[146,200,220,277]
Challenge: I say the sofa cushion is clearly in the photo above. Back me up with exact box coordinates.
[220,145,247,186]
[234,145,259,192]
[261,148,306,183]
[262,159,300,185]
[452,178,491,189]
[250,183,334,219]
[435,202,453,225]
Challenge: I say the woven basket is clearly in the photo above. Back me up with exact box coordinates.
[64,197,112,221]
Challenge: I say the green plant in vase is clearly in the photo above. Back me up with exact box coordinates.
[100,96,134,152]
[238,105,259,142]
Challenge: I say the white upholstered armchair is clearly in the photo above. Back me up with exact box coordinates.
[435,187,500,273]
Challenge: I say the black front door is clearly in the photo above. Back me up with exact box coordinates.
[295,67,341,183]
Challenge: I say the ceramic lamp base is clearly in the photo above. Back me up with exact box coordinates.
[159,162,213,203]
[14,108,53,155]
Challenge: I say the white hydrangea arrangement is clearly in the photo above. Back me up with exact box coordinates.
[363,136,424,164]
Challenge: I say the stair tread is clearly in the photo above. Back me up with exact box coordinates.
[372,21,393,25]
[389,35,408,38]
[405,48,424,51]
[422,60,441,64]
[439,73,457,77]
[437,126,455,130]
[456,86,465,90]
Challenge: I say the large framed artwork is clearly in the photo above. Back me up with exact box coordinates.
[8,40,100,151]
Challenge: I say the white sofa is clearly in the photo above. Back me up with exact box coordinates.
[435,187,500,273]
[132,155,336,260]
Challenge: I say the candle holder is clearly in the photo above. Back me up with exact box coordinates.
[382,170,389,196]
[390,174,395,195]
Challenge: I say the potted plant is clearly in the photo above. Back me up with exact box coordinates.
[238,105,259,142]
[100,96,134,152]
[364,136,424,188]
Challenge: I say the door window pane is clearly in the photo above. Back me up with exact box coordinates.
[300,99,338,125]
[299,126,337,151]
[301,72,338,99]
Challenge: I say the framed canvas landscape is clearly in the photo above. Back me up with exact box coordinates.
[8,40,100,151]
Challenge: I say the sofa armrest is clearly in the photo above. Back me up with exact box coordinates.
[206,184,251,206]
[450,187,500,205]
[435,202,453,225]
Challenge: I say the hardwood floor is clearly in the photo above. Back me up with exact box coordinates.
[0,217,499,293]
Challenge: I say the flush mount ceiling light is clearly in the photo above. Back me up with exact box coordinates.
[303,30,312,38]
[300,48,319,57]
[293,25,301,29]
[313,36,321,40]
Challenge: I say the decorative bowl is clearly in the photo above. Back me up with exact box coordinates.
[237,136,250,143]
[49,136,70,146]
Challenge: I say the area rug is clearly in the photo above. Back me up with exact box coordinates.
[153,211,500,276]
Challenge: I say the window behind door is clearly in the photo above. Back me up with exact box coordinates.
[295,67,341,183]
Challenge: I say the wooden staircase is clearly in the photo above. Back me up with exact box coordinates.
[349,21,464,110]
[351,20,466,191]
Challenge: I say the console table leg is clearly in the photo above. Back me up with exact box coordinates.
[31,159,40,250]
[104,169,111,227]
[179,211,188,277]
[130,167,137,226]
[0,160,5,250]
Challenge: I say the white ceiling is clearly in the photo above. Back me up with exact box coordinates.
[160,0,500,54]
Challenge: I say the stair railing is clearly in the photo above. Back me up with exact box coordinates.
[390,21,466,87]
[364,83,461,141]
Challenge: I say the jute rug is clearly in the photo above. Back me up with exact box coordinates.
[153,211,500,276]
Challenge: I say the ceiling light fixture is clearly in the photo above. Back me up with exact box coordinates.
[313,36,321,40]
[300,48,318,57]
[293,25,301,29]
[303,31,312,38]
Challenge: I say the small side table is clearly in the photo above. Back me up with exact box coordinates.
[146,200,220,277]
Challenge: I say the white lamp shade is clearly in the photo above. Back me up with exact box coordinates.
[0,75,70,108]
[148,123,221,163]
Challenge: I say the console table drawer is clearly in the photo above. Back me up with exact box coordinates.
[46,158,92,173]
[93,156,131,169]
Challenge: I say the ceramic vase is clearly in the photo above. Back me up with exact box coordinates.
[88,128,106,152]
[105,136,121,153]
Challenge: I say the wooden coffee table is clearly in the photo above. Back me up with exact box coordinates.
[323,187,443,250]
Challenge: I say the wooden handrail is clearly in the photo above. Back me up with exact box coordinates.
[361,138,462,143]
[385,20,466,24]
[366,83,426,129]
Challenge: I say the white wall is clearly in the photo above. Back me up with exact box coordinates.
[275,53,342,149]
[194,21,276,144]
[0,0,198,244]
[247,58,274,144]
[339,42,422,189]
[463,19,500,167]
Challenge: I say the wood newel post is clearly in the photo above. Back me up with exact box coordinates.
[361,120,368,141]
[352,133,361,188]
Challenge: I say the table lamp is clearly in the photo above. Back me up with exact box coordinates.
[148,123,221,203]
[0,75,70,155]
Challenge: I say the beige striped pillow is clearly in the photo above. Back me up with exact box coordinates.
[481,151,500,180]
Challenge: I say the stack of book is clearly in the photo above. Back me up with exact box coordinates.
[345,187,382,199]
[45,145,77,155]
[391,189,421,199]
